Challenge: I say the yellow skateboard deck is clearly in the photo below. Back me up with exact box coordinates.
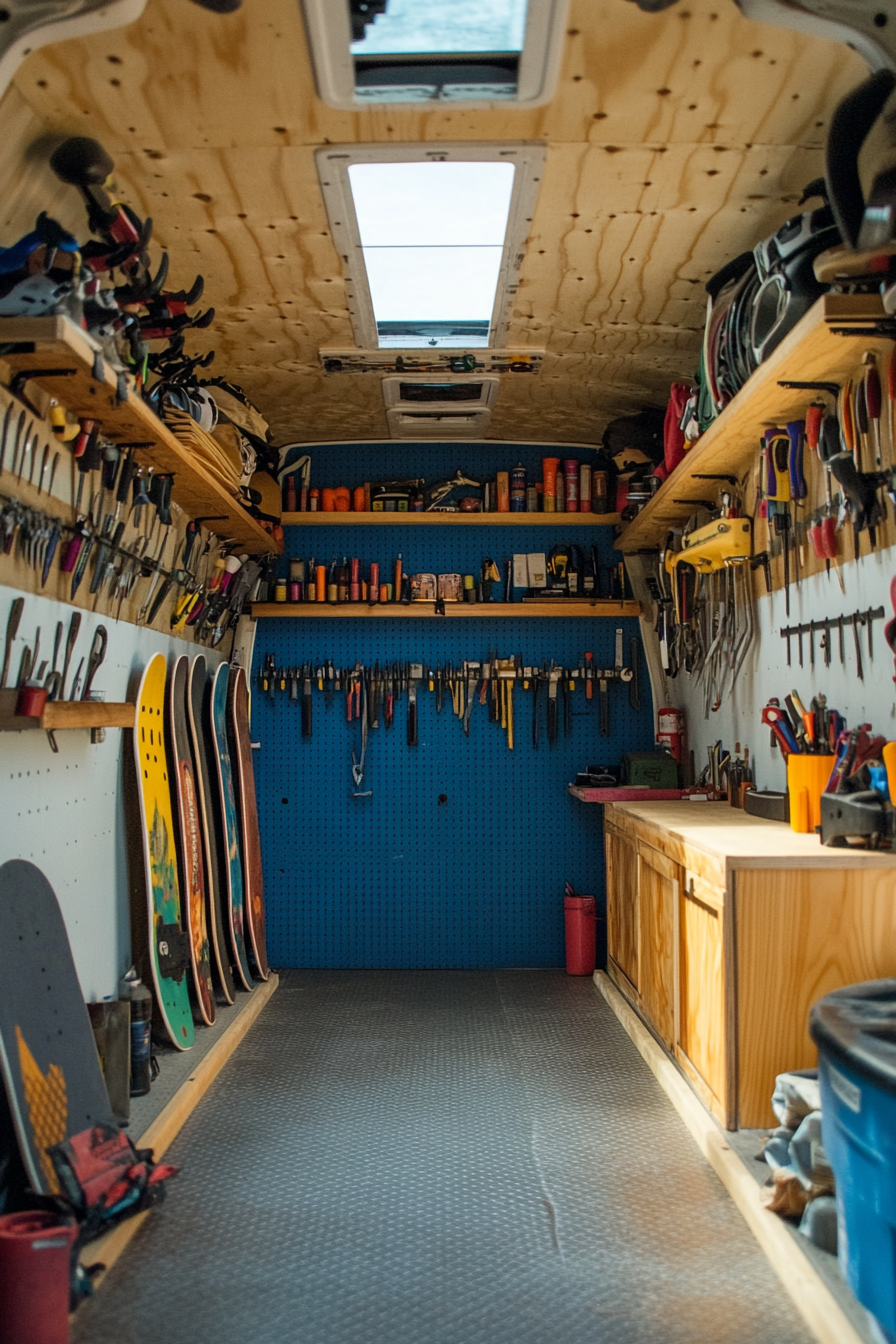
[133,653,195,1050]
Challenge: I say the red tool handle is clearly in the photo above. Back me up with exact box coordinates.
[805,403,823,450]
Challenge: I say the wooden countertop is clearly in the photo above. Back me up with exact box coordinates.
[604,801,896,871]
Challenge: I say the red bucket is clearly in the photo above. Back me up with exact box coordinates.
[0,1211,77,1344]
[564,895,596,976]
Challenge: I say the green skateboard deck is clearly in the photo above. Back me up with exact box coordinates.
[168,655,216,1026]
[227,666,270,981]
[210,663,253,991]
[0,860,116,1195]
[187,654,235,1005]
[133,653,195,1050]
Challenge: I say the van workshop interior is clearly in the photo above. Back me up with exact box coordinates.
[1,2,896,1342]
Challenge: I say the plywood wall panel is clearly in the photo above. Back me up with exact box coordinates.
[0,0,871,446]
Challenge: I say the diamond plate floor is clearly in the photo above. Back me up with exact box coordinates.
[72,971,815,1344]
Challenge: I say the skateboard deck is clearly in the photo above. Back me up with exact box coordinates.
[0,860,117,1195]
[210,662,254,991]
[227,666,270,980]
[187,655,235,1005]
[168,655,216,1026]
[133,653,195,1050]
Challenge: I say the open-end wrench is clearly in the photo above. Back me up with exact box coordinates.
[81,625,107,701]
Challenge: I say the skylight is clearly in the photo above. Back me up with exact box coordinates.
[316,142,545,351]
[350,0,528,56]
[347,161,515,348]
[301,0,568,110]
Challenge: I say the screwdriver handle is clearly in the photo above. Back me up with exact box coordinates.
[116,449,136,503]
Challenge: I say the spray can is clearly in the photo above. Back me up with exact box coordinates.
[542,458,560,511]
[510,463,526,511]
[289,557,304,602]
[120,968,152,1098]
[579,462,592,512]
[564,459,579,511]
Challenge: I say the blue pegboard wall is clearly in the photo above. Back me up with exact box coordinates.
[252,441,655,970]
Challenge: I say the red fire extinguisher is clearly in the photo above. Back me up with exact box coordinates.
[657,707,686,764]
[564,883,596,976]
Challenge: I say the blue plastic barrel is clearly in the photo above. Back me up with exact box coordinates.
[809,979,896,1342]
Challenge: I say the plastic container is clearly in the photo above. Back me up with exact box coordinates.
[810,980,896,1341]
[0,1211,77,1344]
[564,894,596,975]
[787,754,836,833]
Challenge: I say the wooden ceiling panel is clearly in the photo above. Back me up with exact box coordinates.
[1,0,870,447]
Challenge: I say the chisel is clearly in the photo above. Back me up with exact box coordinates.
[61,612,81,699]
[1,597,23,688]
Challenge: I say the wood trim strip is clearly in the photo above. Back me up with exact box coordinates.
[594,971,865,1344]
[79,974,279,1291]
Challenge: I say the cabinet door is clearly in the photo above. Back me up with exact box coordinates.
[605,827,638,991]
[637,843,678,1048]
[677,871,727,1116]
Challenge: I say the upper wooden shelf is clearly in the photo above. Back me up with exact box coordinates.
[615,297,895,553]
[253,600,640,619]
[282,512,620,527]
[0,316,281,555]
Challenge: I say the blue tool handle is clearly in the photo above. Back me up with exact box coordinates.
[787,421,807,501]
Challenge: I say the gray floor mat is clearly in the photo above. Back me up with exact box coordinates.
[72,970,814,1344]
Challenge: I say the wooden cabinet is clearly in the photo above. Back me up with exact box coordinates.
[606,827,638,992]
[603,802,896,1130]
[637,844,677,1049]
[677,870,728,1116]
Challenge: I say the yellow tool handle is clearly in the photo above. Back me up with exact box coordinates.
[507,684,513,751]
[884,741,896,804]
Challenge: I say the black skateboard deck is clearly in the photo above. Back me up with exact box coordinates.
[168,655,216,1026]
[133,654,195,1050]
[227,666,270,981]
[187,655,235,1006]
[0,860,116,1196]
[210,663,254,991]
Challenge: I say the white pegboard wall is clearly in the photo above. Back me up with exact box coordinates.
[0,583,225,1001]
[664,548,896,792]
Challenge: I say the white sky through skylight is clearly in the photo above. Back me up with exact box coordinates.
[350,0,528,55]
[348,160,516,343]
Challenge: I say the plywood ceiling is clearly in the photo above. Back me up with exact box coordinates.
[0,0,866,446]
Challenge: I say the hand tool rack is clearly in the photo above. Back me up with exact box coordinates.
[252,600,640,618]
[614,296,894,554]
[281,512,621,526]
[779,605,886,674]
[0,687,134,732]
[0,315,281,556]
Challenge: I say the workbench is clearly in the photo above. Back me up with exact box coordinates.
[603,801,896,1130]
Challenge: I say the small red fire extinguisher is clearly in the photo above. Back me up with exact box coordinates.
[657,707,686,764]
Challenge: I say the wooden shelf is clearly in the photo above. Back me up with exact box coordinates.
[253,600,640,619]
[282,512,620,526]
[615,297,895,553]
[0,689,135,732]
[569,785,689,802]
[0,316,280,556]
